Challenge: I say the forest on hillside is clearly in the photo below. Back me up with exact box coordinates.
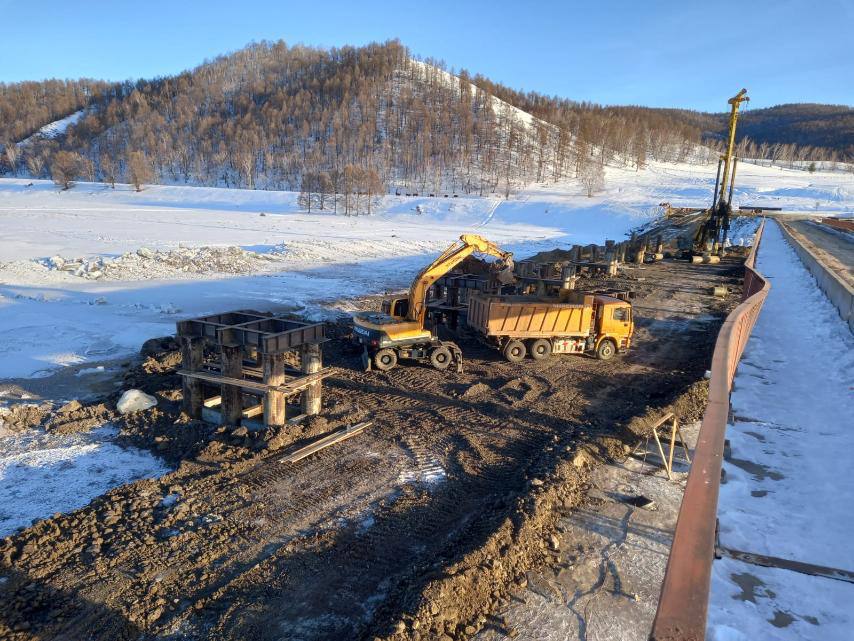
[0,79,112,144]
[0,41,849,205]
[657,103,854,164]
[0,41,703,203]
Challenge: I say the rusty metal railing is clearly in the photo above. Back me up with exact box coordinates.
[650,219,770,641]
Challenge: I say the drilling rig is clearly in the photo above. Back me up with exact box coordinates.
[693,88,749,257]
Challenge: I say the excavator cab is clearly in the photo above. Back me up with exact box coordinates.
[381,297,410,319]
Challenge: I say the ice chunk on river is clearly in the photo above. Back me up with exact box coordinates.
[116,389,158,414]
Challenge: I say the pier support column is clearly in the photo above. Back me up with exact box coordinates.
[180,337,204,419]
[220,345,243,426]
[301,343,323,416]
[604,240,618,276]
[263,353,287,427]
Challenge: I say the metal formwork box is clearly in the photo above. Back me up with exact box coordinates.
[177,311,325,353]
[176,309,328,427]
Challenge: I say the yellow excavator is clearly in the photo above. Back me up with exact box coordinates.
[353,234,515,372]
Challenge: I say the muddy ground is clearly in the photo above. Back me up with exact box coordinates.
[0,256,744,641]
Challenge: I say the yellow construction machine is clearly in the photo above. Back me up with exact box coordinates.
[693,89,749,258]
[353,234,515,372]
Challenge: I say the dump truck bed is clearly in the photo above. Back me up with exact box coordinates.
[467,293,596,339]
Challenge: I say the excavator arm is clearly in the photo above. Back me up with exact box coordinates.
[406,234,514,326]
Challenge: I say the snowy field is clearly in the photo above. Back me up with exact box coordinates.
[2,160,851,381]
[707,221,854,641]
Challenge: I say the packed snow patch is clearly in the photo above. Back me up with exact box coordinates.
[0,425,169,536]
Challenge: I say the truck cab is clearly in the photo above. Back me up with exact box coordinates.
[593,296,633,358]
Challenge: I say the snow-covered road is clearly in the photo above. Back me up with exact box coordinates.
[707,220,854,641]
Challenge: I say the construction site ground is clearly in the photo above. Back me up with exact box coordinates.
[0,257,745,641]
[475,422,700,641]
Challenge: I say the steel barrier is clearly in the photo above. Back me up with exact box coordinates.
[650,219,770,641]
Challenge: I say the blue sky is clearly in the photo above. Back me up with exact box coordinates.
[1,0,851,111]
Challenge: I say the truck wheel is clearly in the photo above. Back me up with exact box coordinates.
[373,348,398,371]
[503,340,527,363]
[529,339,552,361]
[430,345,452,370]
[596,339,616,361]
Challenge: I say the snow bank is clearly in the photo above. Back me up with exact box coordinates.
[708,220,854,639]
[37,245,284,280]
[716,221,854,565]
[709,557,854,641]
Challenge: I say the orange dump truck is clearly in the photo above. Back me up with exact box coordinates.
[465,292,633,362]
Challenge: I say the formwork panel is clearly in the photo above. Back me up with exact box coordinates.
[177,311,271,340]
[178,310,325,354]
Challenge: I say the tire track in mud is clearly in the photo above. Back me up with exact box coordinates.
[167,361,573,639]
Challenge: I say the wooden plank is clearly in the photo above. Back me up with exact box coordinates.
[242,404,264,418]
[281,422,372,463]
[203,396,222,408]
[179,369,268,392]
[177,368,333,395]
[652,428,673,481]
[652,411,675,430]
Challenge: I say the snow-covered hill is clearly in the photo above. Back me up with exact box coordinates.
[408,59,541,129]
[16,110,85,148]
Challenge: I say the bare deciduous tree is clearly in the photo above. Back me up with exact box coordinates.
[127,151,153,191]
[50,150,84,189]
[26,153,45,178]
[100,153,117,188]
[3,143,18,175]
[578,159,605,197]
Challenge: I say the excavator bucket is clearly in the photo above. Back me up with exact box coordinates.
[494,257,516,285]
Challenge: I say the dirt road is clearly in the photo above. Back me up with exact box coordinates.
[0,258,744,641]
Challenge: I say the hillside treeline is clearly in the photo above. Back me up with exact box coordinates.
[2,41,848,199]
[658,103,853,164]
[0,41,705,196]
[0,79,112,143]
